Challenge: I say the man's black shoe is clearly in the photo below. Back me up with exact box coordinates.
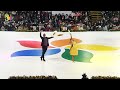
[43,59,46,62]
[40,57,43,61]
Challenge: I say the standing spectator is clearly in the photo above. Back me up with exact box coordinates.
[81,73,89,79]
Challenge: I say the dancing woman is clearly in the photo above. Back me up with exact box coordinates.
[69,30,78,62]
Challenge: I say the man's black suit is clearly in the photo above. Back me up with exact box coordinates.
[40,32,53,61]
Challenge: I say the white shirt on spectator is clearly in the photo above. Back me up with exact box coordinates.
[80,26,83,30]
[12,11,16,15]
[39,25,42,31]
[48,24,51,28]
[85,17,88,22]
[1,26,5,31]
[103,25,108,31]
[0,13,1,18]
[68,24,71,27]
[71,13,75,17]
[33,26,36,31]
[63,26,67,30]
[87,25,90,30]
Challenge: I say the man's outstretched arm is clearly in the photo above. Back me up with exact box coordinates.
[40,31,43,39]
[48,37,54,39]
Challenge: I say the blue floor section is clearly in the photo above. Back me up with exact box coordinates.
[11,48,61,57]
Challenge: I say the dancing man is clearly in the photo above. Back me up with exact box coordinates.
[40,31,54,61]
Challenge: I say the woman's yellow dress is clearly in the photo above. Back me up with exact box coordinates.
[70,41,78,56]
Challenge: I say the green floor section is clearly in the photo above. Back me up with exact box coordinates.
[62,49,93,62]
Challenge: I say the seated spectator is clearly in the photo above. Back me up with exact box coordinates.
[1,26,5,31]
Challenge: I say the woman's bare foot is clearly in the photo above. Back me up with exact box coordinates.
[72,60,75,62]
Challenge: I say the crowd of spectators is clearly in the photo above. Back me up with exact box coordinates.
[91,76,120,79]
[8,74,120,79]
[0,11,119,32]
[81,73,120,79]
[9,75,58,79]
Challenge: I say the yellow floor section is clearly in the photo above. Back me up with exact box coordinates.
[65,44,120,65]
[66,44,119,51]
[91,52,120,63]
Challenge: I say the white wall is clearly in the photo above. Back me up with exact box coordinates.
[52,11,72,15]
